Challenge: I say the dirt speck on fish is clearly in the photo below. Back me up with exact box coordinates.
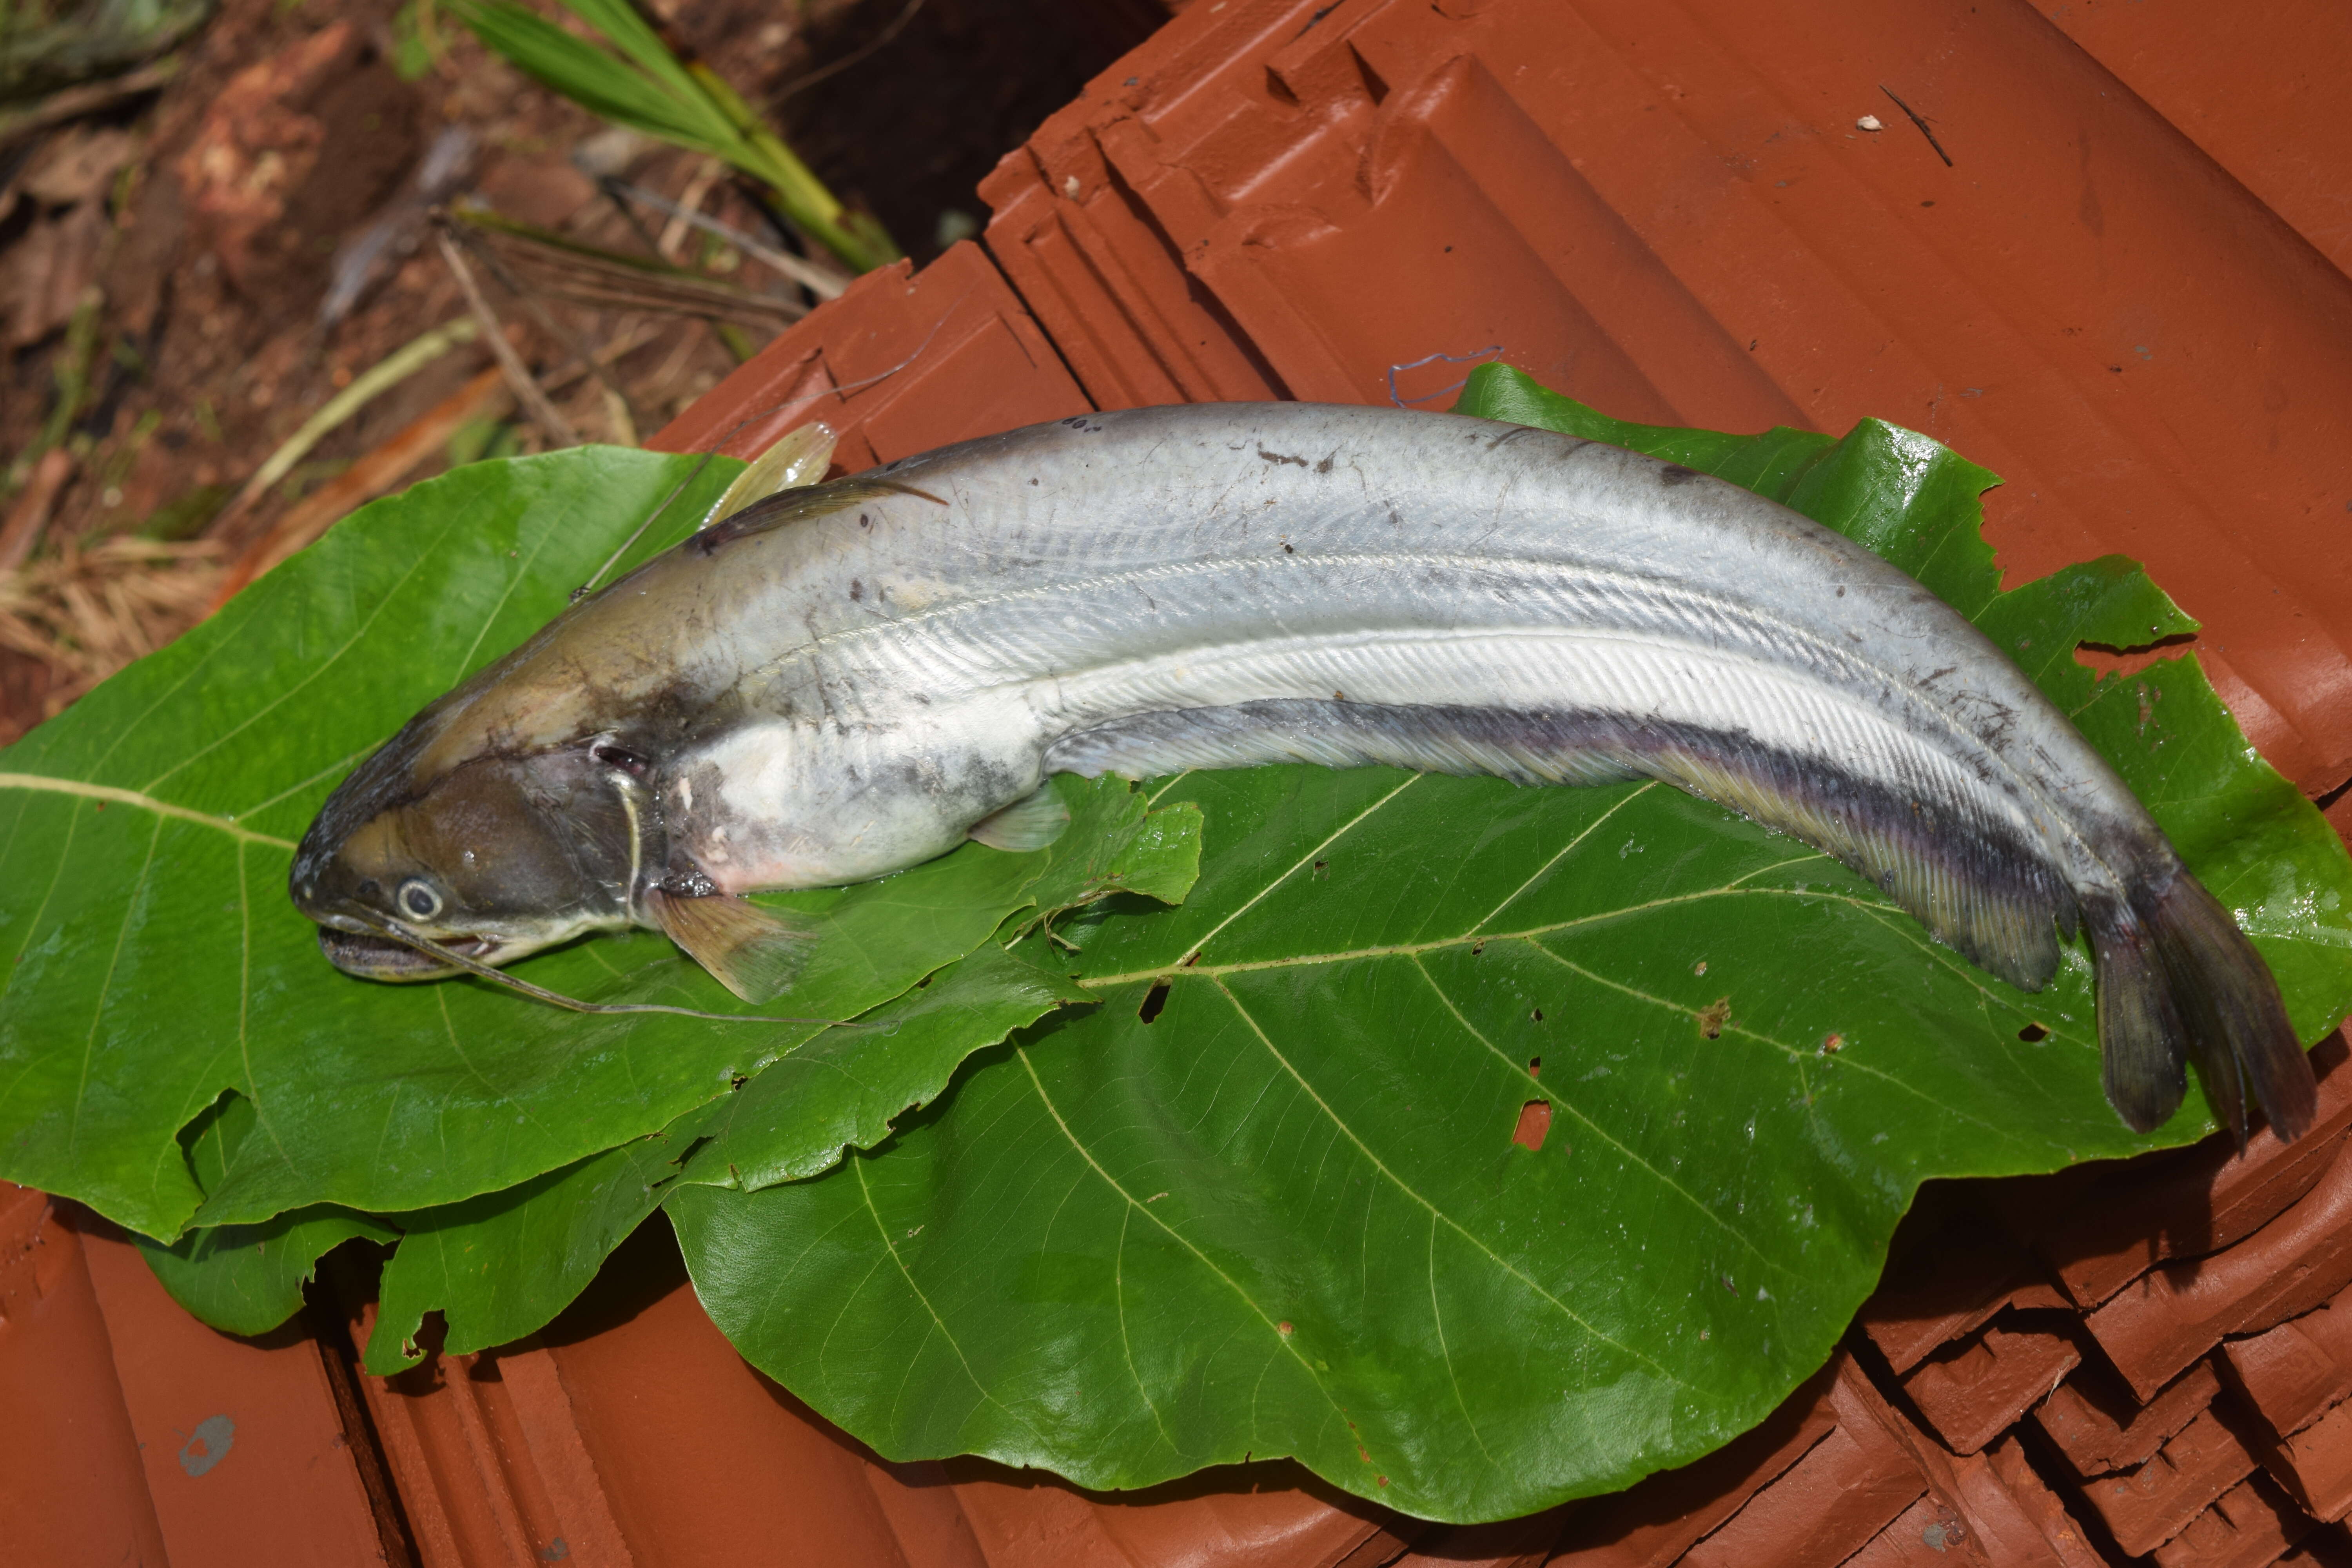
[288,403,2316,1142]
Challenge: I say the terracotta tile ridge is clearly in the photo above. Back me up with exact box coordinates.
[2153,1470,2317,1568]
[2089,1135,2352,1402]
[2225,1283,2352,1443]
[1900,1311,2085,1456]
[2036,1357,2225,1478]
[2070,1399,2265,1557]
[2033,1034,2352,1313]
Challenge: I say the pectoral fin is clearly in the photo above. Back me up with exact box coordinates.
[968,782,1071,852]
[644,889,818,1002]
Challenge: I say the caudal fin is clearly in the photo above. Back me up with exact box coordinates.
[2089,871,2313,1142]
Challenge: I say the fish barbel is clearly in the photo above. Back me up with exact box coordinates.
[290,402,2314,1139]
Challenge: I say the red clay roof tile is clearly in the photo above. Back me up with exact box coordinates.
[0,1186,172,1568]
[2075,1405,2263,1557]
[2227,1286,2352,1442]
[1859,1189,2067,1376]
[2257,1392,2352,1526]
[2090,1137,2352,1401]
[1842,1495,1987,1568]
[1979,1436,2114,1568]
[1901,1316,2085,1456]
[2036,1357,2224,1479]
[2154,1474,2317,1568]
[1547,1360,1841,1567]
[1672,1359,1926,1568]
[75,1218,394,1566]
[2025,1034,2352,1312]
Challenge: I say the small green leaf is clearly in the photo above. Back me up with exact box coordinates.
[140,1204,396,1338]
[679,940,1097,1194]
[365,1110,715,1374]
[461,3,732,154]
[136,1092,397,1335]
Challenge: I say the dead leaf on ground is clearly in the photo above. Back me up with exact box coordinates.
[21,125,142,206]
[3,201,106,347]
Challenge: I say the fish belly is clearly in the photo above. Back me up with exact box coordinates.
[665,699,1047,892]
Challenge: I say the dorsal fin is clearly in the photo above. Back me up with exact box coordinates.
[644,889,818,1002]
[692,476,949,556]
[692,479,898,555]
[700,421,838,529]
[968,781,1072,852]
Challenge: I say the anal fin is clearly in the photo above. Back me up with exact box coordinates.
[969,782,1071,852]
[645,889,818,1002]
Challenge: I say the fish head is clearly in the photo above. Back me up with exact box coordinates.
[290,742,646,982]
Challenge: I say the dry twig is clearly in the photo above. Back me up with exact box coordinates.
[437,229,578,447]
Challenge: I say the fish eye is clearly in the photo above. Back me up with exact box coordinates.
[397,878,443,921]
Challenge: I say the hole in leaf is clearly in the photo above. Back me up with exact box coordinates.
[1527,1056,1541,1078]
[1470,940,1485,955]
[1512,1099,1551,1152]
[1138,980,1171,1024]
[1532,1008,1545,1023]
[2018,1021,2049,1042]
[1698,997,1732,1039]
[2074,632,2196,680]
[1311,858,1330,879]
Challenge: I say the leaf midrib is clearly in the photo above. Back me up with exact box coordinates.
[0,774,295,849]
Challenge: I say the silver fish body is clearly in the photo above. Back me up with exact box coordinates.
[292,402,2312,1138]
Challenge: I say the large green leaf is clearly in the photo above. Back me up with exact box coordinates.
[361,940,1101,1373]
[0,449,1186,1240]
[669,371,2352,1523]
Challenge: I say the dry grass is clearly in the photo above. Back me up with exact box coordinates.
[0,539,224,718]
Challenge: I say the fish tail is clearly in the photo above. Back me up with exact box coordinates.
[2088,869,2313,1141]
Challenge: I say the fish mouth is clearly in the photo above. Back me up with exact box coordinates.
[316,924,503,982]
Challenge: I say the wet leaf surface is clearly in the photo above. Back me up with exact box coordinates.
[668,371,2352,1523]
